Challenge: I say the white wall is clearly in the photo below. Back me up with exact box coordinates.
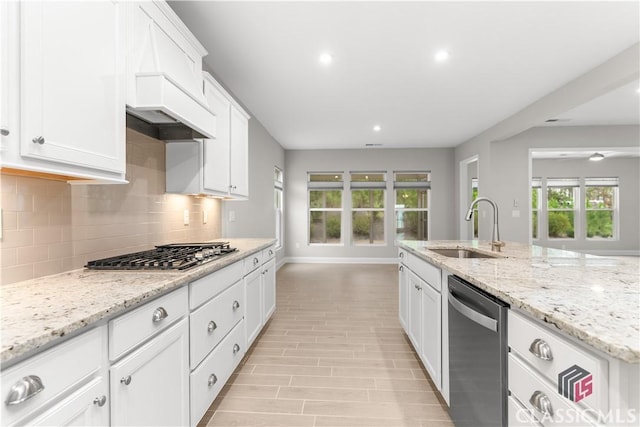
[284,148,456,261]
[222,116,285,261]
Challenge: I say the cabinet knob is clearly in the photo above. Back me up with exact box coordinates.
[32,136,45,145]
[268,249,274,256]
[232,300,240,311]
[4,375,45,406]
[399,265,404,272]
[120,376,132,386]
[529,390,554,417]
[399,252,404,258]
[207,321,217,333]
[233,343,241,354]
[152,307,168,323]
[208,374,218,387]
[93,395,107,407]
[253,257,259,266]
[528,338,553,361]
[0,128,9,136]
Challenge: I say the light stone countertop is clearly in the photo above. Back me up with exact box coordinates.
[398,240,640,364]
[0,238,275,368]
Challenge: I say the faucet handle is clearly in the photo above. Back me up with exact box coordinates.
[491,240,506,252]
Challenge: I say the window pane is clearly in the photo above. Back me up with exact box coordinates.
[586,187,614,209]
[395,189,428,209]
[532,211,538,239]
[310,211,341,243]
[396,210,428,241]
[310,173,342,182]
[548,211,574,238]
[351,173,385,182]
[586,211,614,239]
[352,189,384,209]
[352,211,384,244]
[547,187,575,209]
[531,188,539,209]
[310,190,342,209]
[395,172,430,182]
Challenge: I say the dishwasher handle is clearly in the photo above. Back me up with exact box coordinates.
[448,291,498,332]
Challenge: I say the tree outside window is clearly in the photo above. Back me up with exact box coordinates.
[309,173,343,244]
[351,172,385,245]
[394,172,430,241]
[546,179,577,239]
[585,178,618,239]
[531,178,541,240]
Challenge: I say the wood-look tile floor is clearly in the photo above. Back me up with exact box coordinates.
[198,263,453,427]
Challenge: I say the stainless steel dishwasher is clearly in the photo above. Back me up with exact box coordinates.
[448,275,509,427]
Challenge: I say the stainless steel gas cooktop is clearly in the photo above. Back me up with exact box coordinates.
[85,242,237,271]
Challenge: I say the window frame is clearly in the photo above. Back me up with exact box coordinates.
[274,167,284,250]
[308,172,344,246]
[393,171,431,242]
[584,177,619,241]
[350,172,386,246]
[546,178,579,240]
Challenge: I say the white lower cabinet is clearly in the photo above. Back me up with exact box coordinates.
[1,326,109,427]
[110,318,190,426]
[262,258,277,321]
[398,260,409,331]
[244,267,263,348]
[190,320,245,425]
[420,279,441,388]
[244,245,277,349]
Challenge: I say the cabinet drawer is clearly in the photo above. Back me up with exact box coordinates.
[190,280,244,369]
[190,320,245,426]
[407,253,441,291]
[509,395,542,427]
[109,286,188,361]
[190,261,243,310]
[1,326,106,426]
[263,245,276,262]
[508,311,608,414]
[243,251,263,275]
[509,355,599,426]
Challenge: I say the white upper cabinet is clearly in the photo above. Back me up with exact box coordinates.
[165,72,250,199]
[0,1,127,183]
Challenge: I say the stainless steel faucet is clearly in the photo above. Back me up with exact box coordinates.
[465,197,505,252]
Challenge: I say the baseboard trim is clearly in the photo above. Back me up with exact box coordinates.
[575,249,640,257]
[281,257,399,265]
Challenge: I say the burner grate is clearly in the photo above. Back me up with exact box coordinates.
[85,242,237,271]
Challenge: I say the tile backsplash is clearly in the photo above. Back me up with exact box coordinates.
[1,129,222,285]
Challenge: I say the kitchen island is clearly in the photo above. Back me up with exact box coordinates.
[398,239,639,426]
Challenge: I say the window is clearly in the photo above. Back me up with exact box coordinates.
[308,173,343,244]
[394,172,430,241]
[585,178,618,239]
[471,178,479,239]
[351,172,385,245]
[546,179,578,239]
[274,167,284,249]
[531,178,541,240]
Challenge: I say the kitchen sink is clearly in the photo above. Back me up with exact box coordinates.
[427,248,500,259]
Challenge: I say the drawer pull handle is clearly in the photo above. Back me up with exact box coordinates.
[120,376,132,386]
[399,265,404,272]
[253,257,259,266]
[529,390,554,417]
[5,375,45,406]
[529,338,553,361]
[399,252,404,258]
[233,343,241,354]
[208,374,217,387]
[93,395,107,407]
[268,249,274,256]
[32,136,45,145]
[232,300,240,311]
[152,307,168,323]
[207,321,217,333]
[0,128,9,136]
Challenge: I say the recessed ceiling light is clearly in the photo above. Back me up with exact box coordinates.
[373,125,381,132]
[589,152,605,162]
[434,50,450,62]
[318,53,333,65]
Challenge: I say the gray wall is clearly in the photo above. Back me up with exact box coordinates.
[284,148,456,261]
[458,125,639,254]
[222,117,286,261]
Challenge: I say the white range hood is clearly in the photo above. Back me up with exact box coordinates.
[126,1,216,141]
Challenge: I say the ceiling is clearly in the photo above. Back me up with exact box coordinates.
[169,1,639,150]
